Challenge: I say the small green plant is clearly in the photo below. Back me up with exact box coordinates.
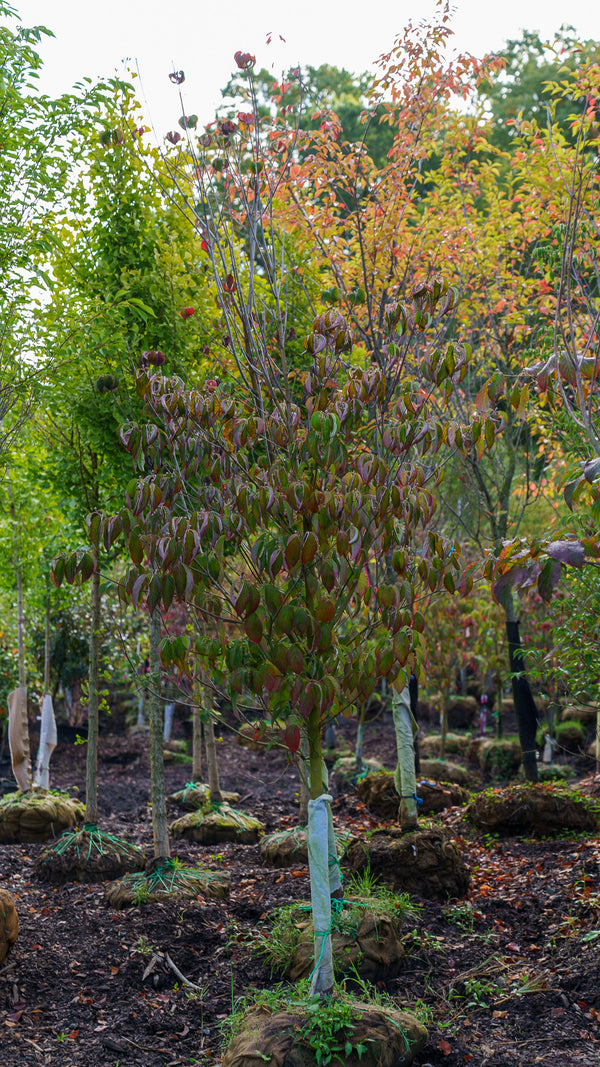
[463,976,504,1007]
[134,936,155,957]
[132,882,150,906]
[403,928,445,953]
[444,903,475,933]
[56,1031,65,1043]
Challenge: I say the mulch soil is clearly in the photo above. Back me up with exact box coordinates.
[1,714,599,1067]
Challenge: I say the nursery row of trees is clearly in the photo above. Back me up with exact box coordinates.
[1,0,599,1009]
[1,2,598,726]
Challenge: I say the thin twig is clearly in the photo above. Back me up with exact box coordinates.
[164,952,205,993]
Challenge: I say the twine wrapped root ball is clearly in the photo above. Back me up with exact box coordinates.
[357,771,468,819]
[0,791,84,844]
[34,823,147,884]
[170,803,263,845]
[287,906,406,984]
[222,1001,427,1067]
[466,784,599,836]
[169,782,240,812]
[344,827,470,901]
[105,857,231,908]
[0,889,18,963]
[260,827,351,868]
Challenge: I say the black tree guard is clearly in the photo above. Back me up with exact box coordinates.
[506,620,538,782]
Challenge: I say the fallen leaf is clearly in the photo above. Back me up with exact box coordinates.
[439,1038,452,1056]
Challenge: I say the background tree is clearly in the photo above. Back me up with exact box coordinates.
[479,27,600,152]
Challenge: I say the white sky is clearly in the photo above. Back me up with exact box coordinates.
[11,0,600,136]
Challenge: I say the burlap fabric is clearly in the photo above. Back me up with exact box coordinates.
[105,858,231,908]
[0,792,84,843]
[222,1004,427,1067]
[169,783,240,811]
[467,784,598,836]
[288,906,406,983]
[0,889,18,963]
[344,827,470,901]
[34,826,146,884]
[170,804,263,845]
[357,772,468,819]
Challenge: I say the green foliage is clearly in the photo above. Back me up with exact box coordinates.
[554,719,585,749]
[223,980,391,1065]
[0,1,113,447]
[219,63,395,168]
[479,28,600,151]
[255,876,416,977]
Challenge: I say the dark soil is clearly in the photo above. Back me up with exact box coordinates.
[1,715,599,1067]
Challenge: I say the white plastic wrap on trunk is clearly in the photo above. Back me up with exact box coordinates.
[8,686,30,791]
[137,692,146,727]
[326,796,342,895]
[392,683,418,827]
[163,702,175,743]
[355,720,365,770]
[307,794,335,995]
[33,693,57,789]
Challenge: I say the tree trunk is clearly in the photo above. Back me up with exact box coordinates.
[494,671,504,739]
[8,487,26,690]
[504,601,538,783]
[44,592,51,694]
[148,610,170,859]
[306,707,341,996]
[355,704,366,775]
[440,691,449,759]
[409,674,420,774]
[299,728,309,826]
[205,714,222,804]
[85,559,101,825]
[191,685,203,783]
[393,684,419,830]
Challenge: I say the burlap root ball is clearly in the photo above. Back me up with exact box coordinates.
[34,826,147,884]
[418,759,470,786]
[260,828,350,869]
[420,733,471,758]
[332,757,383,790]
[260,827,309,866]
[0,889,18,963]
[222,1003,427,1067]
[0,792,84,844]
[288,907,406,984]
[344,827,470,901]
[170,803,263,845]
[169,783,240,811]
[357,772,468,819]
[466,784,599,836]
[105,858,231,908]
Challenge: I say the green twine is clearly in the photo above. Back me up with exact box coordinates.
[263,826,306,853]
[122,859,225,899]
[180,782,208,805]
[51,825,139,861]
[308,898,346,984]
[207,803,254,830]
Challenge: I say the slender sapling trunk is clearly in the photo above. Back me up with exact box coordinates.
[191,683,203,783]
[204,714,222,804]
[85,558,101,825]
[393,683,419,830]
[148,610,170,858]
